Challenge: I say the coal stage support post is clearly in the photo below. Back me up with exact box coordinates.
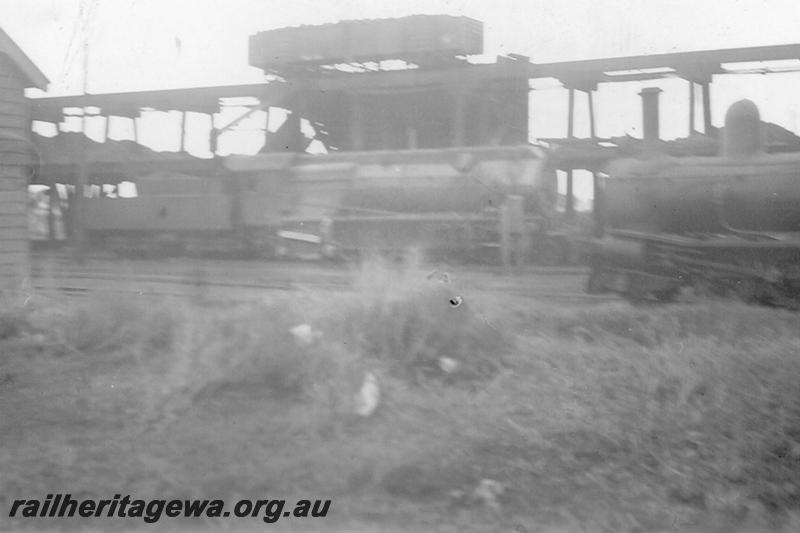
[702,81,713,136]
[501,194,525,267]
[639,87,662,143]
[47,183,58,243]
[689,79,696,134]
[565,87,575,220]
[451,87,467,147]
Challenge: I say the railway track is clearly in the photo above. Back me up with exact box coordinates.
[30,252,614,305]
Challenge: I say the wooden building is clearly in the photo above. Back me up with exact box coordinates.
[0,29,47,291]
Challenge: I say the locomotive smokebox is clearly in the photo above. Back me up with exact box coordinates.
[639,87,662,142]
[722,99,761,157]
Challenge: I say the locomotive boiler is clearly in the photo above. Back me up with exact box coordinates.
[587,99,800,307]
[82,144,556,262]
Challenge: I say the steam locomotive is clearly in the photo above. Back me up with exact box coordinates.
[587,99,800,308]
[82,145,557,262]
[66,16,562,264]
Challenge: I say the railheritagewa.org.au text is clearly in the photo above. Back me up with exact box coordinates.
[9,494,331,524]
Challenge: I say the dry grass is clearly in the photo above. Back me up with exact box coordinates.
[2,261,800,532]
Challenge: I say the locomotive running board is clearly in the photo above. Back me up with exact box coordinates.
[607,229,800,249]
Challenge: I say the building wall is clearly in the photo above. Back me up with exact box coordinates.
[0,55,31,292]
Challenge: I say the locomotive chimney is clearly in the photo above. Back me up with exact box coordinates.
[722,99,761,157]
[639,87,662,143]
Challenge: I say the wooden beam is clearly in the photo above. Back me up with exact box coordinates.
[531,42,800,84]
[290,91,308,152]
[566,88,575,219]
[180,111,188,152]
[72,160,87,262]
[689,80,695,134]
[702,81,713,135]
[501,195,525,267]
[348,92,365,151]
[132,115,139,144]
[312,62,529,92]
[378,102,391,149]
[209,113,218,154]
[73,33,89,264]
[567,87,575,138]
[263,108,270,149]
[47,185,58,242]
[30,82,294,121]
[451,89,466,147]
[588,89,596,139]
[593,173,603,237]
[566,169,575,220]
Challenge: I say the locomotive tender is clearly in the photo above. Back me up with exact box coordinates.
[588,99,800,308]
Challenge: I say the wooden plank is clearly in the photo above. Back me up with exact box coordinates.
[0,153,35,166]
[0,176,30,187]
[0,202,24,215]
[0,76,25,91]
[0,275,29,292]
[0,71,24,82]
[0,113,30,129]
[0,177,26,190]
[0,127,30,141]
[0,77,25,90]
[0,78,25,92]
[0,174,25,185]
[0,267,31,291]
[0,190,25,203]
[0,243,28,255]
[0,55,25,75]
[0,99,26,113]
[0,229,26,241]
[0,91,28,105]
[0,268,25,278]
[0,264,28,276]
[0,102,28,116]
[0,264,29,278]
[0,239,28,252]
[0,139,33,153]
[0,167,32,181]
[0,197,25,215]
[0,226,27,240]
[0,213,27,227]
[0,250,29,265]
[0,182,27,191]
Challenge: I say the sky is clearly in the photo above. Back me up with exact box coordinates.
[2,0,800,182]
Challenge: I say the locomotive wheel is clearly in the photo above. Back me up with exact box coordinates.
[652,287,680,302]
[586,268,608,294]
[731,279,758,304]
[731,279,780,306]
[623,272,681,303]
[692,278,728,299]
